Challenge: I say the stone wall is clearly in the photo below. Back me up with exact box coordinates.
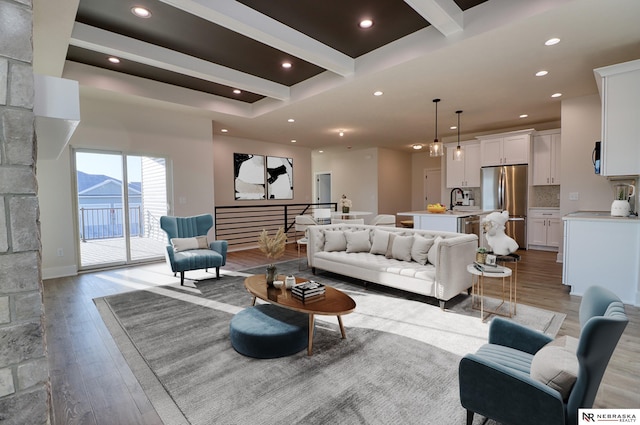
[0,0,51,423]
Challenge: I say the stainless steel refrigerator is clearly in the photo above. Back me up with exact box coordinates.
[481,164,527,248]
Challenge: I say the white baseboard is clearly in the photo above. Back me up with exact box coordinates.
[42,265,77,280]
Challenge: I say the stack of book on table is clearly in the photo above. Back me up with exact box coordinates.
[292,281,325,302]
[473,262,508,273]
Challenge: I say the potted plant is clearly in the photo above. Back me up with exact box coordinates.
[476,247,487,264]
[340,194,352,214]
[257,227,286,286]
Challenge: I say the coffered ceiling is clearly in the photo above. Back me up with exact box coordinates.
[34,0,640,152]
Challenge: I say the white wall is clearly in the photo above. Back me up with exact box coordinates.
[38,94,216,278]
[559,94,612,215]
[212,134,312,206]
[377,147,413,218]
[311,148,379,217]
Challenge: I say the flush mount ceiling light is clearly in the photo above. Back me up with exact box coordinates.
[412,144,423,150]
[107,57,120,64]
[545,37,561,46]
[429,98,444,157]
[454,110,463,162]
[359,19,373,29]
[339,130,345,137]
[131,6,152,18]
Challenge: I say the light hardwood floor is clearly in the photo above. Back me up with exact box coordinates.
[43,246,639,424]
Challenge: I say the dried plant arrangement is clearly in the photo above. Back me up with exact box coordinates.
[257,227,286,260]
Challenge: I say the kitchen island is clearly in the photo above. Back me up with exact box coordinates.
[563,211,639,306]
[397,209,487,233]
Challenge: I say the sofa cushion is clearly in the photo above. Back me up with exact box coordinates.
[385,234,414,262]
[530,336,579,400]
[427,236,444,265]
[324,230,347,252]
[345,230,372,253]
[411,235,435,265]
[370,229,391,255]
[171,236,208,252]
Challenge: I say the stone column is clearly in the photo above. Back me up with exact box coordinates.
[0,0,51,423]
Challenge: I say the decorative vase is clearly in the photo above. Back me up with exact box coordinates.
[265,264,277,287]
[342,206,350,213]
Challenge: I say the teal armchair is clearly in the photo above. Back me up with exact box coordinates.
[160,214,228,285]
[459,285,628,425]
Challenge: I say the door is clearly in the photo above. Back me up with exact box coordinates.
[315,172,331,205]
[74,150,169,269]
[424,168,441,207]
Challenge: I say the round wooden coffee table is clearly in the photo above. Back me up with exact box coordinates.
[243,275,356,355]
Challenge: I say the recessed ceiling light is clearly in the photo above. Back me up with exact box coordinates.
[551,92,562,98]
[287,118,295,123]
[412,144,423,150]
[535,70,548,77]
[131,6,152,18]
[107,57,120,64]
[450,126,457,130]
[520,114,528,118]
[291,139,297,143]
[282,62,292,69]
[545,37,560,46]
[233,89,241,94]
[221,129,228,133]
[318,150,324,153]
[339,130,345,137]
[359,19,373,29]
[373,91,383,96]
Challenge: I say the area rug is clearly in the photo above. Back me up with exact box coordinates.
[94,260,565,425]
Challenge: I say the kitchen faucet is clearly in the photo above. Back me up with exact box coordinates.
[450,187,463,211]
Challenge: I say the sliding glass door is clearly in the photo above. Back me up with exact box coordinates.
[74,149,169,269]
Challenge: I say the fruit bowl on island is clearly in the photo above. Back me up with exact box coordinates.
[427,203,447,213]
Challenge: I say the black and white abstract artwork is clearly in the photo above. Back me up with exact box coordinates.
[234,153,265,200]
[266,156,293,199]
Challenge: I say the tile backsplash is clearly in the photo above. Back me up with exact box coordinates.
[531,185,560,207]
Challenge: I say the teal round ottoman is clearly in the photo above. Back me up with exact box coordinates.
[229,304,309,358]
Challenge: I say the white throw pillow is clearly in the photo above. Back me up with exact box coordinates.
[171,236,208,252]
[370,229,391,255]
[385,234,413,262]
[530,336,579,400]
[427,236,443,265]
[345,230,372,253]
[411,235,435,265]
[324,230,347,252]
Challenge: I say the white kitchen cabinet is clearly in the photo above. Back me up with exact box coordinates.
[446,142,480,188]
[528,209,561,251]
[563,214,640,306]
[532,130,561,185]
[477,130,533,166]
[594,59,640,176]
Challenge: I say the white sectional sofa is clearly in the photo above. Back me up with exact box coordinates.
[307,223,478,308]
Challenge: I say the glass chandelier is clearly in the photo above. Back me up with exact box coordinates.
[429,98,444,157]
[454,110,463,161]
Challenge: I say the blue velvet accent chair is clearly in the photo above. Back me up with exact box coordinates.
[160,214,228,285]
[459,285,628,425]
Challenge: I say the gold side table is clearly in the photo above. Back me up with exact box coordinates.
[467,263,514,322]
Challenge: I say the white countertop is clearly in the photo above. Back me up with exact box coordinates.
[563,211,639,222]
[397,210,489,218]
